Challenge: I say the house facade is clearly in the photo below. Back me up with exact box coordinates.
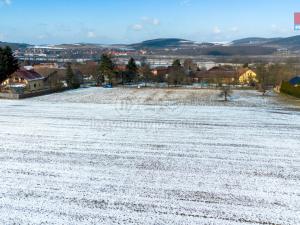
[1,69,45,94]
[239,69,258,85]
[151,67,169,77]
[193,66,238,84]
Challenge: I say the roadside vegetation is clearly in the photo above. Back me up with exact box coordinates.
[280,81,300,98]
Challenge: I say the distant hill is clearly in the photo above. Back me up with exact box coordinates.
[2,35,300,56]
[54,43,106,49]
[231,37,282,46]
[129,38,198,49]
[128,38,277,55]
[0,41,30,50]
[231,35,300,50]
[266,35,300,48]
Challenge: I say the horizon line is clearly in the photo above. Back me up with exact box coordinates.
[0,34,298,46]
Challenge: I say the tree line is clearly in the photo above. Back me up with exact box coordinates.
[93,54,194,87]
[255,63,295,95]
[92,54,139,86]
[1,46,298,92]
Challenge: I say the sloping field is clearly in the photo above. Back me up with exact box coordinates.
[0,88,299,225]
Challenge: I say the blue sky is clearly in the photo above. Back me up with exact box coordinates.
[0,0,299,44]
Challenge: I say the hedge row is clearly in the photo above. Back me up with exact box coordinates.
[280,81,300,98]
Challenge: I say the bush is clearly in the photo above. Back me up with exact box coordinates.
[280,81,300,98]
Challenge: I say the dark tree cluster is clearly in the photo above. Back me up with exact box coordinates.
[167,59,189,86]
[66,63,81,89]
[124,57,138,83]
[97,54,115,86]
[0,46,19,83]
[94,55,141,86]
[280,81,300,98]
[256,63,294,95]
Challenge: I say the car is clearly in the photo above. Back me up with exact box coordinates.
[103,84,113,88]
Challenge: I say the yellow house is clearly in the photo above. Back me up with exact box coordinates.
[1,69,45,93]
[239,69,258,85]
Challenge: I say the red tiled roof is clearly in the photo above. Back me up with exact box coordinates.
[12,69,44,81]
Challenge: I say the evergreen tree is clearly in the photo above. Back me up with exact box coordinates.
[72,71,82,89]
[65,63,73,87]
[172,59,181,68]
[243,63,249,68]
[65,63,77,88]
[126,57,138,83]
[98,54,115,85]
[0,46,19,83]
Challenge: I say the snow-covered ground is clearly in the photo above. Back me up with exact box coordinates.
[0,88,299,225]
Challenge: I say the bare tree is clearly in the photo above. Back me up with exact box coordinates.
[167,59,186,86]
[140,64,153,87]
[167,69,186,86]
[256,64,270,96]
[219,86,233,101]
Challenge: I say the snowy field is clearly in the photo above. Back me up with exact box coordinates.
[0,87,299,225]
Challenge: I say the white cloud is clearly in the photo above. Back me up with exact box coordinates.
[131,24,143,31]
[230,26,239,33]
[180,0,191,6]
[152,18,160,26]
[213,26,222,34]
[130,17,160,32]
[87,31,96,38]
[271,24,278,29]
[141,17,160,26]
[37,34,48,40]
[87,31,97,38]
[270,24,289,34]
[1,0,11,5]
[141,16,149,21]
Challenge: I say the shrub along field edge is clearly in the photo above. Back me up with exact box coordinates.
[280,81,300,98]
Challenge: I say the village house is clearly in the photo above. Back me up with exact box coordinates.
[43,71,64,89]
[289,76,300,87]
[151,67,169,77]
[33,63,59,70]
[238,68,258,85]
[193,66,238,84]
[1,69,45,94]
[114,64,127,72]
